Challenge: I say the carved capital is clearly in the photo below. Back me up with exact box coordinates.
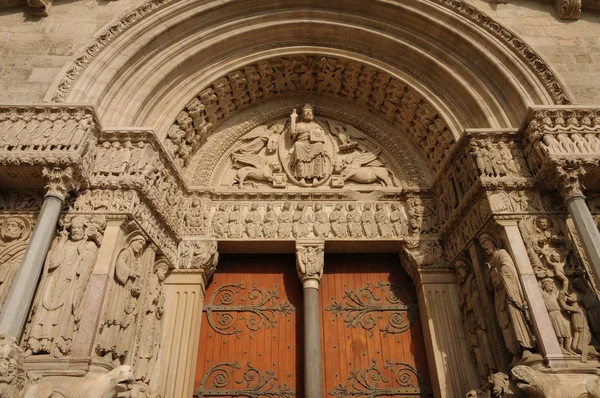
[178,239,219,283]
[296,240,324,286]
[42,167,80,201]
[400,239,445,280]
[555,0,582,20]
[555,164,586,199]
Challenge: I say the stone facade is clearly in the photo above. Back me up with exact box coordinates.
[0,0,600,397]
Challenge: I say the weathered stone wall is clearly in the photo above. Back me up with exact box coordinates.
[0,0,147,103]
[466,0,600,104]
[0,0,599,104]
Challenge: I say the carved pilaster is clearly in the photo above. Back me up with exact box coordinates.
[178,239,218,285]
[42,167,80,201]
[295,240,324,287]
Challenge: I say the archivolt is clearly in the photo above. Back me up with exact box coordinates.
[46,0,572,177]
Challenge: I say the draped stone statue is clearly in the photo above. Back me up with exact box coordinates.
[25,215,106,357]
[0,216,30,310]
[289,104,327,185]
[134,260,168,383]
[456,259,496,379]
[479,233,536,358]
[96,233,147,361]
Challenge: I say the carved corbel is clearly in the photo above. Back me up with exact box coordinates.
[26,0,51,16]
[42,167,80,201]
[555,0,582,19]
[295,240,324,287]
[178,239,219,284]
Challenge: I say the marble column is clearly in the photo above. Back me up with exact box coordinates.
[0,167,79,338]
[295,240,324,398]
[556,166,600,292]
[415,269,479,397]
[495,221,567,369]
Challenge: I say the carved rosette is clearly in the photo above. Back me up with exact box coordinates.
[296,240,324,287]
[42,167,80,201]
[555,0,582,19]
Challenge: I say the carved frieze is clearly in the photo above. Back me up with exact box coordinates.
[208,201,423,240]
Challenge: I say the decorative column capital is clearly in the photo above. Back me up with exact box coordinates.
[0,334,27,397]
[42,166,80,201]
[400,239,445,281]
[178,239,219,284]
[555,0,582,20]
[555,163,586,200]
[295,240,324,288]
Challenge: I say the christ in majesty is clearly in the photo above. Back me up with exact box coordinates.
[290,104,327,185]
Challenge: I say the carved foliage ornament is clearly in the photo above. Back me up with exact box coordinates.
[169,59,454,174]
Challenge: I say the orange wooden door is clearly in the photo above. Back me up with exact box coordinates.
[321,254,432,397]
[194,254,303,397]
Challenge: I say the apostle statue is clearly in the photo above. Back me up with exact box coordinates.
[289,104,327,185]
[479,233,536,359]
[134,260,168,383]
[0,217,30,310]
[96,233,147,361]
[25,215,105,357]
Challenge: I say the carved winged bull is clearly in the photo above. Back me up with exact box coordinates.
[230,153,278,188]
[335,148,398,187]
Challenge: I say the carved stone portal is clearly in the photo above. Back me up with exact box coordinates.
[220,104,400,190]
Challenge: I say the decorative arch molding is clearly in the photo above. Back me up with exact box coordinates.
[45,0,571,152]
[190,97,431,189]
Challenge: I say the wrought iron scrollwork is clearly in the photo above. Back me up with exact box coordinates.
[325,282,417,336]
[194,361,296,397]
[203,283,295,338]
[329,359,431,397]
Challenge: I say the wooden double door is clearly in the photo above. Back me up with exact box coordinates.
[194,254,431,397]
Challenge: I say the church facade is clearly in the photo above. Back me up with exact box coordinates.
[1,0,600,397]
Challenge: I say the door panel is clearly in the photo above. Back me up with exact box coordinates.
[194,254,303,397]
[321,254,431,397]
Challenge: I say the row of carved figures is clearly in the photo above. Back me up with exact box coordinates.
[210,201,436,239]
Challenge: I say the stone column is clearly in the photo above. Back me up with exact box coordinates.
[494,221,567,369]
[0,167,79,338]
[556,166,600,291]
[403,239,479,397]
[295,239,324,398]
[158,239,218,397]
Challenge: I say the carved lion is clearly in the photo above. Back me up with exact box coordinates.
[64,365,134,398]
[511,365,600,398]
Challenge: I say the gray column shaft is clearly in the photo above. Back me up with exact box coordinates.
[303,286,323,398]
[0,196,62,338]
[566,195,600,290]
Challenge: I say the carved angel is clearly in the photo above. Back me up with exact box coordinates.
[335,148,398,187]
[230,153,282,189]
[237,123,282,154]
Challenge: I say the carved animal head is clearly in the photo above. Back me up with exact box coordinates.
[511,366,545,398]
[487,372,510,397]
[108,365,134,395]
